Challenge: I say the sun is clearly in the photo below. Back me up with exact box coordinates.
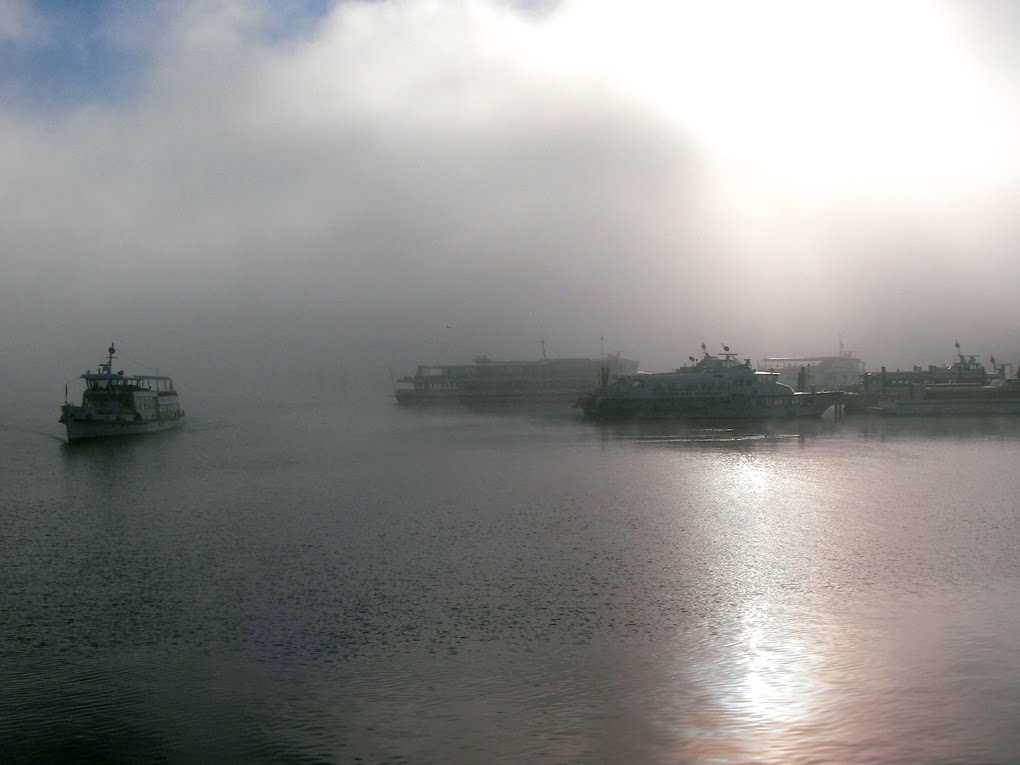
[543,0,1013,200]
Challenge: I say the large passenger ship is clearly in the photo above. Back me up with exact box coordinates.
[394,350,638,405]
[59,344,184,442]
[579,344,836,420]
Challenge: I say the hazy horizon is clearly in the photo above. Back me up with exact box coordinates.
[4,0,1020,412]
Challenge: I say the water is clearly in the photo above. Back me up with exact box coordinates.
[3,398,1020,763]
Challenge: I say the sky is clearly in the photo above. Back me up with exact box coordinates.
[3,0,1020,408]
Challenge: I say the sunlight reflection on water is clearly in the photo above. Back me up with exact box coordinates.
[4,406,1020,762]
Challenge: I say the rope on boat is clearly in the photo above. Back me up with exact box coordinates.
[117,349,160,375]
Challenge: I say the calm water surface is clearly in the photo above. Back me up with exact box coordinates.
[2,397,1020,763]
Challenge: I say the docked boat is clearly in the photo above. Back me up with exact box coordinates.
[852,343,1014,414]
[394,350,639,405]
[578,344,836,420]
[860,342,993,395]
[59,344,184,442]
[871,375,1020,415]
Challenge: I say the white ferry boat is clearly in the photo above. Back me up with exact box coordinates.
[579,344,836,420]
[59,344,184,442]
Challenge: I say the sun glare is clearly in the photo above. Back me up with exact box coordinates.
[737,605,820,725]
[544,0,1013,199]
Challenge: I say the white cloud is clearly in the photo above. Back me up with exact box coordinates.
[2,0,1020,388]
[0,0,49,44]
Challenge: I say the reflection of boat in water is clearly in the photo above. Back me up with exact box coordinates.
[394,350,638,405]
[59,344,184,442]
[579,344,836,420]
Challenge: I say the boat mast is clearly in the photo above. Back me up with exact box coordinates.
[103,343,117,375]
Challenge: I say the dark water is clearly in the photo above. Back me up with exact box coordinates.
[3,397,1020,763]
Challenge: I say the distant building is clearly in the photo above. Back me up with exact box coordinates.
[757,351,865,391]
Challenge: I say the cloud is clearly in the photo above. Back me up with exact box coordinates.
[0,0,49,45]
[3,0,1020,404]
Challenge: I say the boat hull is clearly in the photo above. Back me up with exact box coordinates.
[873,400,1020,416]
[581,392,836,420]
[869,380,1020,416]
[396,389,592,405]
[62,415,184,442]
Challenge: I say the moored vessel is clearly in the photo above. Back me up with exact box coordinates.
[860,342,993,395]
[852,343,1015,414]
[871,375,1020,416]
[579,344,836,420]
[394,349,638,405]
[59,344,184,442]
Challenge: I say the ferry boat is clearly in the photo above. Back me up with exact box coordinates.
[860,342,992,395]
[59,344,184,442]
[578,344,836,420]
[869,375,1020,414]
[394,350,639,405]
[851,342,1012,414]
[871,370,1020,416]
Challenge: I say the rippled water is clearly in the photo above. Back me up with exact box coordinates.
[3,399,1020,763]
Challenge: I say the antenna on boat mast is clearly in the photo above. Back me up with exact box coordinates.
[103,343,117,375]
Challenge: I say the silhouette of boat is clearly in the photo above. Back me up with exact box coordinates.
[579,344,836,420]
[59,344,184,441]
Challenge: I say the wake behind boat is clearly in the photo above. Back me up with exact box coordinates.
[59,344,184,442]
[579,344,836,420]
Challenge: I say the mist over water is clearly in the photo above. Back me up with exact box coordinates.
[4,0,1020,387]
[4,400,1020,762]
[6,1,1020,762]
